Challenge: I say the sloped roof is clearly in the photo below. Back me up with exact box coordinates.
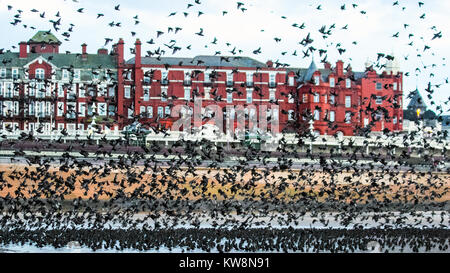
[126,55,268,68]
[407,89,427,110]
[28,31,61,44]
[0,52,116,69]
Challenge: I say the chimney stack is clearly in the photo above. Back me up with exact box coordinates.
[81,43,87,60]
[97,48,108,55]
[135,39,142,68]
[19,42,27,59]
[336,60,344,76]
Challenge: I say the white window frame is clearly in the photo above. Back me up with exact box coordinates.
[288,110,295,121]
[143,87,150,101]
[161,87,168,102]
[62,69,69,81]
[314,109,320,121]
[246,90,253,103]
[315,75,320,86]
[35,68,45,80]
[376,96,382,104]
[345,112,352,123]
[97,102,107,116]
[184,87,190,101]
[0,68,6,78]
[329,77,335,88]
[57,102,64,117]
[157,106,164,118]
[330,95,335,105]
[78,103,86,117]
[329,111,335,122]
[12,68,19,79]
[227,91,233,103]
[345,96,351,108]
[346,79,351,88]
[303,94,308,103]
[74,69,81,81]
[313,93,320,103]
[124,86,131,99]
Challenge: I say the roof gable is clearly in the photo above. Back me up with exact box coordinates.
[28,31,61,44]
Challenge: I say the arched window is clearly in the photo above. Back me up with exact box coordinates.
[35,68,45,80]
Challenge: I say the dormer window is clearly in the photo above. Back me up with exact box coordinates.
[35,68,45,80]
[74,69,81,81]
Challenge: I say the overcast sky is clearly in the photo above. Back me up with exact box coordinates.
[0,0,448,114]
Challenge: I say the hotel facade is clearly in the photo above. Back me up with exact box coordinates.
[0,31,403,137]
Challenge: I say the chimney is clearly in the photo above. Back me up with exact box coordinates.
[81,43,87,60]
[116,38,124,65]
[266,60,273,68]
[97,48,108,55]
[336,60,344,76]
[19,42,27,58]
[135,39,142,68]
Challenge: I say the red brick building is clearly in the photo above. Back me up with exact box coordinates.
[0,32,403,137]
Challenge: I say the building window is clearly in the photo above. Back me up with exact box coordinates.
[314,110,320,121]
[226,72,233,86]
[184,87,190,100]
[393,82,397,90]
[124,86,131,99]
[79,87,86,98]
[184,71,191,85]
[62,69,69,80]
[288,93,294,103]
[5,82,13,98]
[97,102,107,116]
[329,111,335,122]
[273,108,279,120]
[12,68,19,79]
[57,85,64,97]
[376,82,382,90]
[92,70,99,80]
[57,102,64,116]
[269,73,276,88]
[14,101,19,116]
[315,76,320,86]
[79,103,86,117]
[246,90,253,103]
[66,102,76,118]
[288,77,294,86]
[393,116,398,124]
[161,87,168,102]
[0,68,6,78]
[345,96,351,108]
[345,79,351,88]
[376,96,382,104]
[143,87,150,101]
[74,69,81,81]
[140,106,146,115]
[313,93,320,103]
[161,71,168,84]
[35,68,45,80]
[329,77,335,88]
[270,90,276,102]
[324,95,327,104]
[330,95,335,105]
[227,91,233,103]
[147,106,153,118]
[204,72,210,83]
[108,105,115,116]
[303,94,308,103]
[157,106,164,118]
[288,110,295,121]
[345,112,352,123]
[364,118,369,127]
[165,106,171,116]
[36,83,45,98]
[246,72,253,86]
[29,102,36,116]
